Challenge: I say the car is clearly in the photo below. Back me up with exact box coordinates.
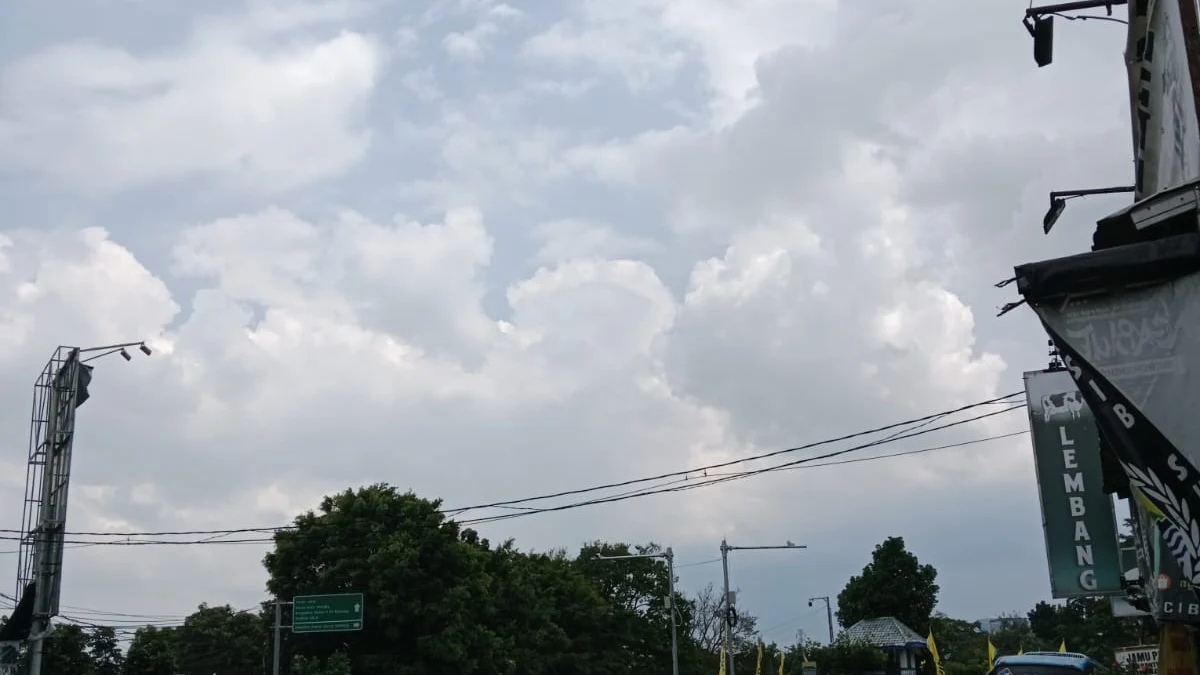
[987,652,1104,675]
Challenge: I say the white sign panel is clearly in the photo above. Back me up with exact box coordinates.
[1116,645,1160,675]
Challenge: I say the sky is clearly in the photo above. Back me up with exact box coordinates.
[0,0,1141,648]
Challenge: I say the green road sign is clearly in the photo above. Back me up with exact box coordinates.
[1024,370,1122,598]
[292,593,364,633]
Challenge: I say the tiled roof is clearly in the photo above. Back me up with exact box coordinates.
[842,617,927,648]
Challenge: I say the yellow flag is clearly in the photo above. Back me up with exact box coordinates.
[988,638,997,669]
[719,648,727,675]
[778,651,786,675]
[756,642,764,675]
[927,631,946,675]
[1059,640,1067,654]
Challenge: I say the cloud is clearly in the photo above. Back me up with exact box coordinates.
[0,2,383,195]
[0,0,1141,637]
[530,218,660,264]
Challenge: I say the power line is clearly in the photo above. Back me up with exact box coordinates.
[457,403,1026,526]
[0,405,1029,548]
[0,424,1025,547]
[443,391,1024,516]
[0,391,1026,543]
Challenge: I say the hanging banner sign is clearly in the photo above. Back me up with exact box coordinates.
[1025,369,1123,597]
[1014,235,1200,592]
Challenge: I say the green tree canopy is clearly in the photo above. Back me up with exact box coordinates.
[121,626,176,675]
[293,651,352,675]
[39,623,94,675]
[174,603,265,675]
[87,626,123,675]
[263,484,500,675]
[806,635,885,675]
[836,536,939,634]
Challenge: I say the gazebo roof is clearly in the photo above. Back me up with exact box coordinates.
[843,617,927,649]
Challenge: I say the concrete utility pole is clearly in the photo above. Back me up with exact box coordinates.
[594,548,680,675]
[720,540,807,675]
[807,596,834,644]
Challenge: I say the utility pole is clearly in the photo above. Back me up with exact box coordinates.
[807,596,834,644]
[720,539,807,675]
[594,548,679,675]
[273,599,291,675]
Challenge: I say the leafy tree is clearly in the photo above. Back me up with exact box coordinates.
[121,626,176,675]
[836,537,939,634]
[174,603,265,675]
[576,542,693,675]
[264,484,716,675]
[487,541,630,675]
[929,614,987,675]
[263,485,504,675]
[1027,598,1150,667]
[39,623,95,675]
[806,635,885,675]
[293,651,352,675]
[87,626,124,675]
[986,613,1037,660]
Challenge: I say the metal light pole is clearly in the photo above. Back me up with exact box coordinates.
[720,540,807,675]
[807,596,834,644]
[16,342,152,675]
[594,548,680,675]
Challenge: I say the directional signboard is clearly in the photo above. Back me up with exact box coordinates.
[292,593,364,633]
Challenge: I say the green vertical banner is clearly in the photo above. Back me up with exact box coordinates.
[1025,369,1123,598]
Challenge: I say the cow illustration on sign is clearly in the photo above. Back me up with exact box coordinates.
[1042,391,1084,423]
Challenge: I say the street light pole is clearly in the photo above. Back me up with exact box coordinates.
[720,540,807,675]
[808,596,834,644]
[594,549,680,675]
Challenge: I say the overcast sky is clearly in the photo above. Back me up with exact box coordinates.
[0,0,1139,646]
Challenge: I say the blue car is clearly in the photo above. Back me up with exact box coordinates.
[988,652,1104,675]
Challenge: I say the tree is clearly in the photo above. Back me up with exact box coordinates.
[88,626,124,675]
[576,542,694,675]
[929,614,987,675]
[293,652,352,675]
[986,613,1037,660]
[263,484,715,675]
[39,623,95,675]
[836,537,939,634]
[690,582,759,654]
[122,626,176,675]
[806,636,885,675]
[1027,598,1150,667]
[263,485,505,675]
[174,603,266,675]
